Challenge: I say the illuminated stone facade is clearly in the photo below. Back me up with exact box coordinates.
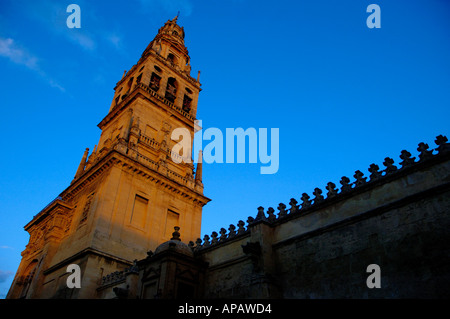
[7,17,210,299]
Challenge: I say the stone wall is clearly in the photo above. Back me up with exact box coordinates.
[189,135,450,298]
[275,188,450,298]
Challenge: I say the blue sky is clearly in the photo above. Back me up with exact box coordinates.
[0,0,449,298]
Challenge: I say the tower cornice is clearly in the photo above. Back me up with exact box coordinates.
[59,149,210,207]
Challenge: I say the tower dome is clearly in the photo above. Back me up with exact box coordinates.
[154,227,194,257]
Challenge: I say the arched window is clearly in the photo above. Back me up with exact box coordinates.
[149,72,161,91]
[126,77,134,94]
[165,77,177,102]
[167,53,177,66]
[182,94,192,113]
[136,73,142,85]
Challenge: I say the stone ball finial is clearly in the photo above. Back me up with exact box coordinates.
[171,226,181,241]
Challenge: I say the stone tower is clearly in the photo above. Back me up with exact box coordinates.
[7,17,210,299]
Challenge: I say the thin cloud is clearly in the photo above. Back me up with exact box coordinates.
[8,0,96,52]
[67,31,96,51]
[0,246,13,249]
[5,1,126,54]
[0,38,39,70]
[0,37,65,92]
[106,34,122,50]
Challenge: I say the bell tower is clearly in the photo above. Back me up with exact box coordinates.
[7,17,210,299]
